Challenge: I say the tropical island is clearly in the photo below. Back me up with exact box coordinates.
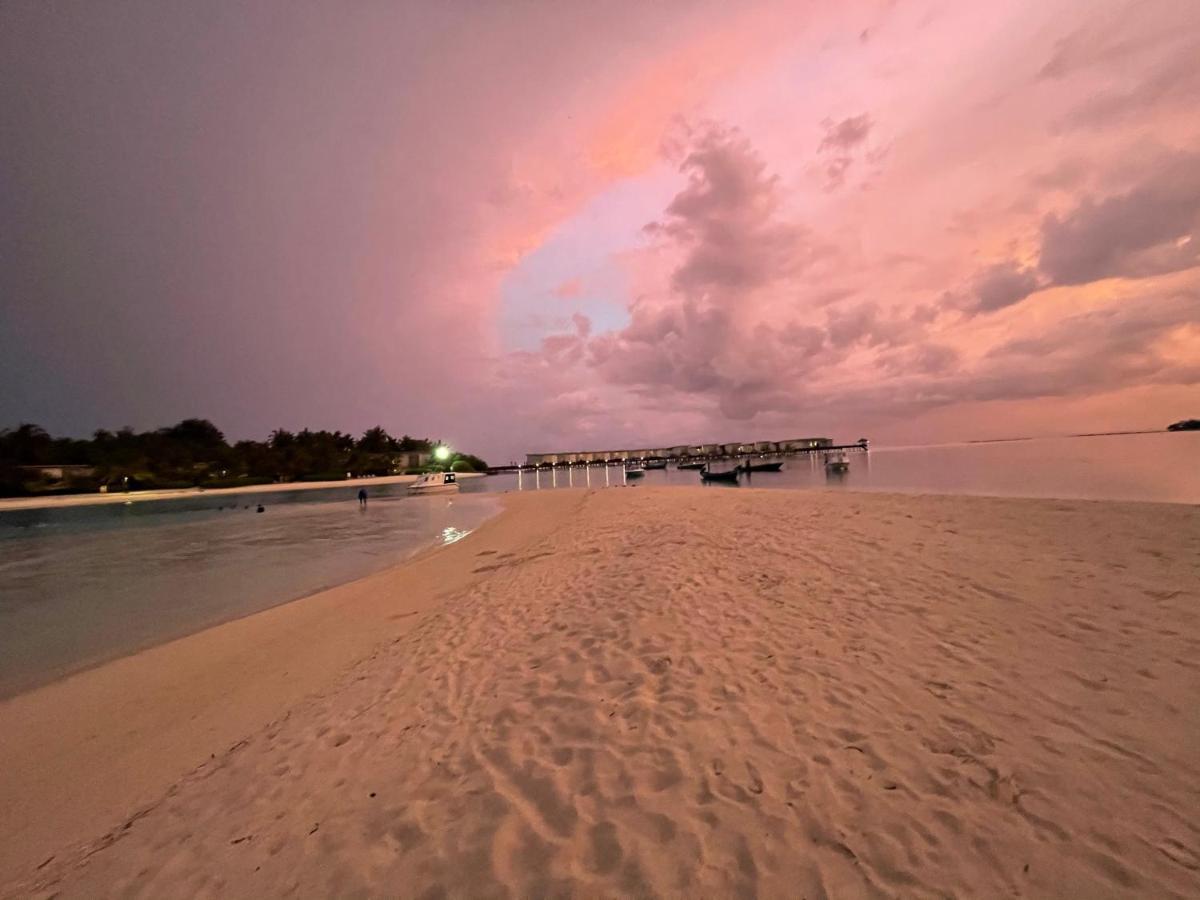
[0,420,488,498]
[1167,418,1200,431]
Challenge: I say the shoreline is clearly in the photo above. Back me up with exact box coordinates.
[3,487,1197,897]
[0,471,485,512]
[0,489,584,890]
[0,492,504,702]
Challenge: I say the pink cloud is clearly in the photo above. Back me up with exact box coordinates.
[553,278,584,299]
[7,0,1197,461]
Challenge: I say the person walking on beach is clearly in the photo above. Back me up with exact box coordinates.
[357,488,368,508]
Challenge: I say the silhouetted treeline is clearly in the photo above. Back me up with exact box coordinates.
[0,420,488,497]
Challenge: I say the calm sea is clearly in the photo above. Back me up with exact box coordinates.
[486,432,1200,505]
[0,431,1194,698]
[0,488,498,698]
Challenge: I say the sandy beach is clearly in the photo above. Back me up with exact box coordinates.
[0,472,484,513]
[2,487,1197,898]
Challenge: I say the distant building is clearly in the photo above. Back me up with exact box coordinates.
[17,464,95,483]
[777,437,832,451]
[394,452,431,470]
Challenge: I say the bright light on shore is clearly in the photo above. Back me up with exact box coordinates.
[434,446,451,461]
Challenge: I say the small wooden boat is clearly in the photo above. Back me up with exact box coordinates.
[408,471,459,494]
[644,459,668,470]
[677,461,705,470]
[699,466,740,483]
[742,460,784,473]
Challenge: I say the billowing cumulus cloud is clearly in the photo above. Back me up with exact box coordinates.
[533,118,1199,441]
[588,128,835,412]
[647,126,819,295]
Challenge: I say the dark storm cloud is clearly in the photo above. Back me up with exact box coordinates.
[1038,153,1200,285]
[799,286,1198,423]
[878,343,960,377]
[952,152,1200,317]
[970,262,1041,313]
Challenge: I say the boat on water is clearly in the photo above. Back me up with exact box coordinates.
[825,452,850,473]
[624,463,646,479]
[677,461,706,470]
[407,471,460,494]
[644,459,668,470]
[742,460,784,473]
[699,465,740,483]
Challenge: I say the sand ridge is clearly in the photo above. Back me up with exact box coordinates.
[4,487,1199,897]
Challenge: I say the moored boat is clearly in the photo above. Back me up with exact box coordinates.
[677,461,705,470]
[742,460,784,473]
[825,452,850,472]
[699,465,740,483]
[644,459,668,470]
[407,471,460,494]
[624,463,646,479]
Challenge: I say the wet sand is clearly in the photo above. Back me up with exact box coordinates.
[2,487,1197,897]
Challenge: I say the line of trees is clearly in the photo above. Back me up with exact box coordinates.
[0,420,488,497]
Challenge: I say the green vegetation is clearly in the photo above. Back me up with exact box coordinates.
[0,420,488,497]
[1167,419,1199,432]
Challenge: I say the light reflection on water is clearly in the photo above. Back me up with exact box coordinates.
[439,526,472,545]
[472,432,1200,505]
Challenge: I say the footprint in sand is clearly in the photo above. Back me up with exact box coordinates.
[586,822,623,875]
[745,761,764,794]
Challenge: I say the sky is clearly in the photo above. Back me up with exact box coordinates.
[2,0,1197,463]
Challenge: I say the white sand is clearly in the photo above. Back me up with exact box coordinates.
[0,472,483,512]
[2,487,1197,898]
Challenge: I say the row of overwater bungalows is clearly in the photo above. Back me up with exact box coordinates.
[525,438,833,467]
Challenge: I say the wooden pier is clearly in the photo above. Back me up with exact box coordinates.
[488,441,869,474]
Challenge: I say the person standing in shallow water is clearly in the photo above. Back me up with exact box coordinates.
[357,488,367,508]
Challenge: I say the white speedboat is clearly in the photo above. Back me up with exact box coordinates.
[407,471,460,495]
[825,452,850,472]
[624,463,645,479]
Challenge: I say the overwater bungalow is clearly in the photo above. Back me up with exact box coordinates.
[524,436,840,468]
